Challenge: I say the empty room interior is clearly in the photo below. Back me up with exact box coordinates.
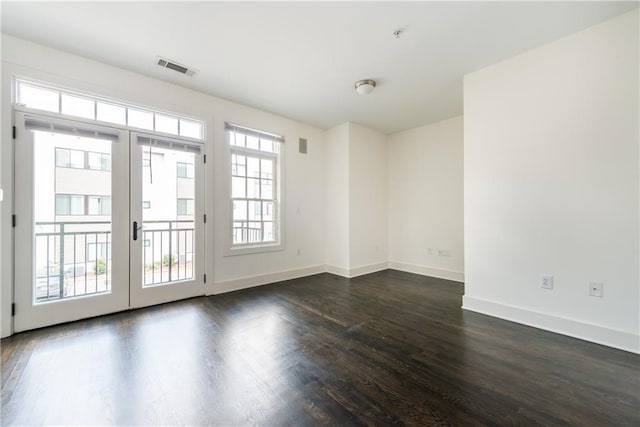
[1,1,639,425]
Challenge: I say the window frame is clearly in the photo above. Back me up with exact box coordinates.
[224,124,284,256]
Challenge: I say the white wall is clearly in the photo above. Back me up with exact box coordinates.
[324,122,388,277]
[463,10,639,353]
[1,35,327,336]
[324,123,350,273]
[349,123,388,274]
[388,116,464,282]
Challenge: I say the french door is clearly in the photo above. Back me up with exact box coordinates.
[13,112,205,332]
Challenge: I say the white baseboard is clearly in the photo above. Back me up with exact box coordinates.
[348,262,389,278]
[325,264,350,277]
[388,261,464,283]
[325,262,388,278]
[463,295,640,354]
[211,264,326,295]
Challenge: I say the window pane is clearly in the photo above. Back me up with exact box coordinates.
[88,152,103,170]
[18,83,59,112]
[128,108,154,130]
[248,222,262,243]
[260,159,273,179]
[263,222,275,242]
[247,135,259,150]
[97,102,126,125]
[247,178,259,199]
[231,154,246,176]
[260,138,274,153]
[248,201,261,221]
[69,150,84,169]
[233,200,247,221]
[177,163,187,178]
[177,162,193,178]
[55,195,70,215]
[247,157,260,178]
[155,114,178,135]
[55,149,70,167]
[261,179,273,199]
[88,196,100,215]
[232,177,246,198]
[231,132,245,147]
[262,202,274,221]
[61,94,95,119]
[233,222,246,244]
[177,198,194,215]
[179,119,202,139]
[70,195,84,215]
[177,199,186,215]
[101,197,111,215]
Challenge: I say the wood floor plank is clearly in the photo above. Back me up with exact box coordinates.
[1,270,639,426]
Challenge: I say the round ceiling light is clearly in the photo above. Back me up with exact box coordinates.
[355,79,376,95]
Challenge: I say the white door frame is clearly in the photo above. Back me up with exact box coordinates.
[129,132,205,308]
[13,112,130,331]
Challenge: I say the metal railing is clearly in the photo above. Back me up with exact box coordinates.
[35,221,111,302]
[34,219,195,301]
[142,220,194,287]
[233,225,262,244]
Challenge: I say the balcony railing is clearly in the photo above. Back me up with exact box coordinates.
[35,221,111,302]
[142,220,194,287]
[34,219,194,302]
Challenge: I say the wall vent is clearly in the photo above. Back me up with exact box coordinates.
[156,57,197,77]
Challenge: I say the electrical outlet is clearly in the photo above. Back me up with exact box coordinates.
[427,248,433,255]
[540,275,554,290]
[589,282,603,297]
[296,248,301,256]
[437,249,451,257]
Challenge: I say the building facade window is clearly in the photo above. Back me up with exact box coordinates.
[55,148,111,171]
[55,194,111,216]
[176,162,194,179]
[55,194,84,215]
[177,198,194,215]
[226,123,283,252]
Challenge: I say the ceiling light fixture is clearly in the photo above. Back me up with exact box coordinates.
[355,79,376,95]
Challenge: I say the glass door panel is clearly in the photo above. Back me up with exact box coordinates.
[129,133,204,308]
[141,146,195,286]
[14,113,129,331]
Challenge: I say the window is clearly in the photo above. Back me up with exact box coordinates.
[226,123,283,252]
[87,152,111,171]
[87,196,111,215]
[55,195,84,215]
[16,79,205,140]
[177,162,194,179]
[177,198,194,216]
[55,148,111,171]
[55,194,111,215]
[55,148,85,169]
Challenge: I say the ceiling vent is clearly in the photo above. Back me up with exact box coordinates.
[156,57,197,77]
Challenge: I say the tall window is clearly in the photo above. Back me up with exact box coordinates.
[226,123,283,251]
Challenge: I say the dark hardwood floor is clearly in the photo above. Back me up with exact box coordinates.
[2,270,639,426]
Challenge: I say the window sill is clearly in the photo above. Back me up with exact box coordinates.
[223,242,284,257]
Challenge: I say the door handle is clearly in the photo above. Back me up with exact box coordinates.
[133,221,142,241]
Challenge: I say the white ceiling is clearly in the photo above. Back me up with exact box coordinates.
[1,1,637,134]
